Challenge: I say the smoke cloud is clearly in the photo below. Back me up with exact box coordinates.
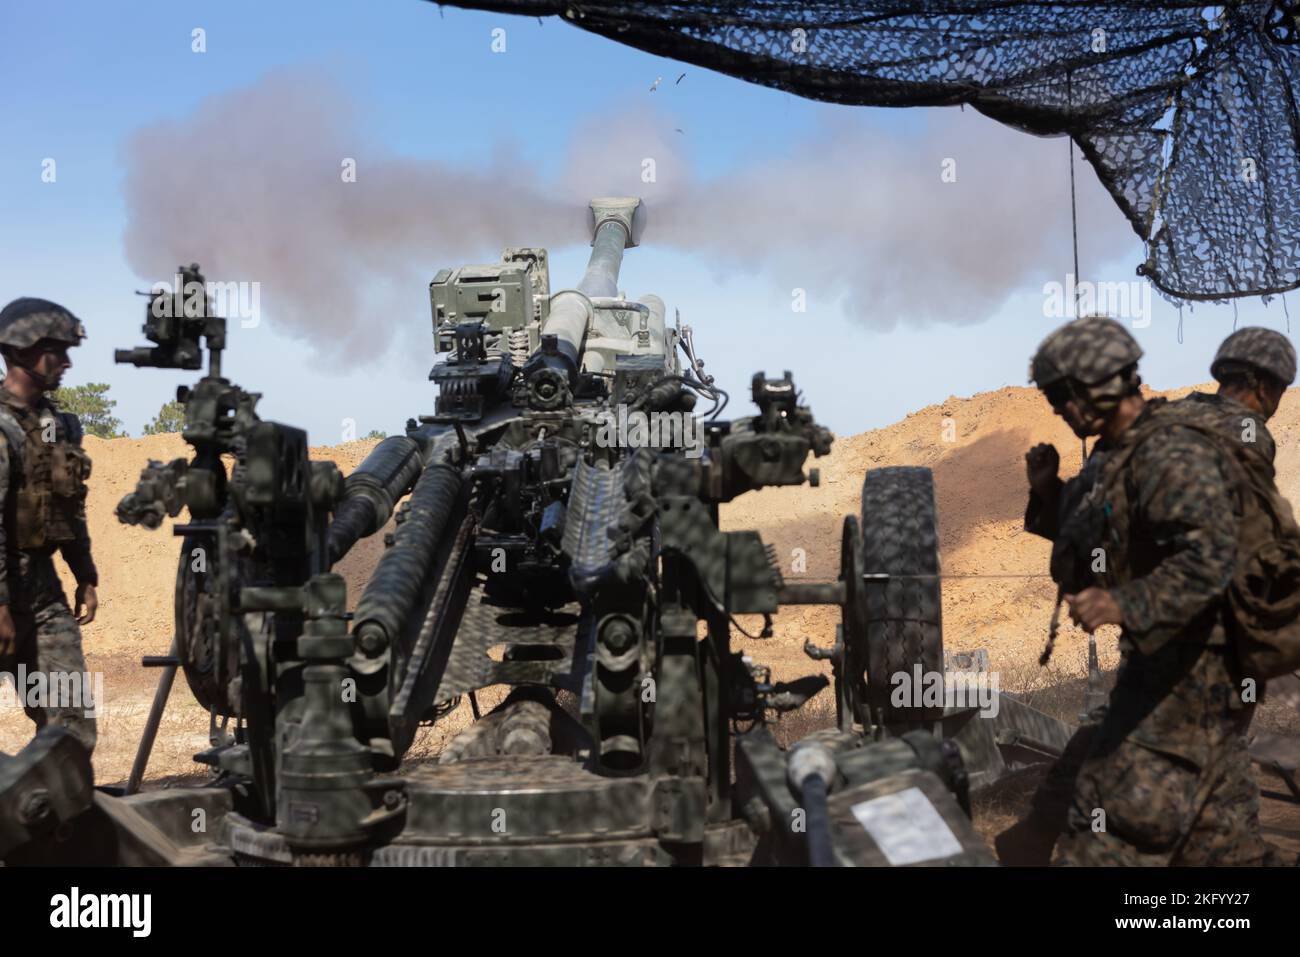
[122,68,1132,365]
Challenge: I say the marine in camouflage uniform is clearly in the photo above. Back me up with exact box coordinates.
[995,317,1142,865]
[1052,324,1297,866]
[0,298,99,756]
[1209,325,1295,427]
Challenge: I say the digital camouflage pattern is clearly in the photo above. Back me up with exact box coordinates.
[1168,393,1300,680]
[1002,408,1119,863]
[1028,316,1142,388]
[1211,326,1298,385]
[0,387,97,756]
[1099,392,1280,653]
[0,298,87,350]
[1060,735,1285,865]
[1056,392,1280,864]
[0,554,96,755]
[1098,400,1240,659]
[1008,445,1111,863]
[0,389,98,593]
[1187,391,1276,464]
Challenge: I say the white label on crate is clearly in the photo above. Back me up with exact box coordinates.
[850,786,963,865]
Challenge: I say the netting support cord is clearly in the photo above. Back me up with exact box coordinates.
[1069,141,1081,298]
[1067,70,1086,469]
[1067,71,1081,315]
[1071,130,1083,470]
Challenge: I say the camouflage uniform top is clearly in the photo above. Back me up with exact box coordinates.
[1089,393,1262,765]
[0,386,97,606]
[1184,390,1276,463]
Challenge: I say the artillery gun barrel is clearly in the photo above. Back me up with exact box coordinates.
[576,213,629,299]
[531,197,641,379]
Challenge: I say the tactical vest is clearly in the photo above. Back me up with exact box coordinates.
[1096,395,1300,679]
[0,397,92,550]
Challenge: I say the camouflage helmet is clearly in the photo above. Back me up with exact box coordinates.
[0,298,87,350]
[1029,316,1142,388]
[1210,327,1296,386]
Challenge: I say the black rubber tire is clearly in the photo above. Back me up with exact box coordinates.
[174,535,244,716]
[859,466,944,726]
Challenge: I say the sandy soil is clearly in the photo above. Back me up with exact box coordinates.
[3,384,1298,859]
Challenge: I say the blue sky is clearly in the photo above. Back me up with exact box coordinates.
[2,0,1291,442]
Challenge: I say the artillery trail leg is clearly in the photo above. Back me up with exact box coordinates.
[125,634,181,795]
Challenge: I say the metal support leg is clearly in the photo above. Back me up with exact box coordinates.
[125,634,180,795]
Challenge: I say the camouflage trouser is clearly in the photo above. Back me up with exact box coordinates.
[993,717,1100,865]
[0,554,96,756]
[1056,736,1287,866]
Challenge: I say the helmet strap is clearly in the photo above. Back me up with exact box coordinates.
[7,351,55,392]
[1252,376,1279,417]
[21,364,54,391]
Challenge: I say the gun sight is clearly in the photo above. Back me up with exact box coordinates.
[115,263,226,377]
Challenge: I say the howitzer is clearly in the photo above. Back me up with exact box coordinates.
[63,198,1086,867]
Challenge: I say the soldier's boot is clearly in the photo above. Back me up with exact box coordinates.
[993,814,1060,866]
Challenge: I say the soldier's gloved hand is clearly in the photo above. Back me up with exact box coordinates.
[1065,587,1123,633]
[0,605,14,657]
[1025,443,1060,496]
[75,583,98,626]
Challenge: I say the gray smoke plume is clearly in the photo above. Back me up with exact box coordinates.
[121,68,574,366]
[122,68,1131,364]
[557,106,1130,325]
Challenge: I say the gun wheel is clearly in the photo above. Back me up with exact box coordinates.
[851,466,944,731]
[175,534,243,716]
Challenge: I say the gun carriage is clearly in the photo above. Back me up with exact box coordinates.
[3,199,1048,867]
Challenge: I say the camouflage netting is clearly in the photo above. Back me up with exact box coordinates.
[440,1,1300,303]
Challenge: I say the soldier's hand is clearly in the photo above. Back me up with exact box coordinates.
[0,604,14,657]
[1064,588,1123,633]
[1025,443,1060,496]
[75,583,98,626]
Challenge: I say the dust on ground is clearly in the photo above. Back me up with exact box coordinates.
[3,384,1299,860]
